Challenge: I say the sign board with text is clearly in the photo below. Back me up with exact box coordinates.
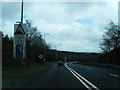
[14,35,26,45]
[16,45,23,59]
[13,24,26,59]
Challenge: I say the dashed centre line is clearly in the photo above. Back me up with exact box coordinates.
[109,74,120,78]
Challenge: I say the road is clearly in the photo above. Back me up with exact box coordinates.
[14,62,120,89]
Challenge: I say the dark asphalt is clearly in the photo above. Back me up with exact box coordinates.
[67,62,120,88]
[15,62,120,88]
[15,62,85,88]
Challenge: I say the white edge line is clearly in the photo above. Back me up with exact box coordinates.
[70,67,99,89]
[65,63,100,90]
[65,63,91,89]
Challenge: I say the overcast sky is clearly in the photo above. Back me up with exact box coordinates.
[1,0,119,53]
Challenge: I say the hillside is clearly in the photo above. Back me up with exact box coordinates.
[56,51,100,63]
[98,47,120,65]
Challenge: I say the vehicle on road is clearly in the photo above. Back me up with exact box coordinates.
[58,61,64,66]
[73,61,79,64]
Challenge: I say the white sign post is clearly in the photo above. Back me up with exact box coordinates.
[13,24,26,60]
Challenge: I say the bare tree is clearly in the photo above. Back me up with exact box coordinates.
[25,19,54,62]
[100,21,120,53]
[100,35,112,53]
[25,20,45,61]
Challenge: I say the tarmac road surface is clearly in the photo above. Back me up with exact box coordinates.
[14,62,120,89]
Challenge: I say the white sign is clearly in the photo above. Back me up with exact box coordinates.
[39,54,43,59]
[15,35,26,45]
[14,24,26,35]
[13,24,26,59]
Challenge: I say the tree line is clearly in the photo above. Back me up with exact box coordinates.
[100,21,120,53]
[2,20,120,65]
[99,20,120,65]
[2,20,57,64]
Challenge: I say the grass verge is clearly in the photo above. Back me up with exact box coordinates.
[2,61,52,88]
[79,62,120,70]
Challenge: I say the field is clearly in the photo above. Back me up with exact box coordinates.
[2,60,51,88]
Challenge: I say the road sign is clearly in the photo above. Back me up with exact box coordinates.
[16,45,23,59]
[14,24,26,35]
[39,54,43,59]
[15,35,26,45]
[13,24,26,59]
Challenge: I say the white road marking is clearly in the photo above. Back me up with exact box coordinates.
[109,74,120,78]
[65,63,100,90]
[70,67,99,89]
[65,63,91,89]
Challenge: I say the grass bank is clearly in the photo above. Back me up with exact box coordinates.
[79,62,120,70]
[2,60,52,88]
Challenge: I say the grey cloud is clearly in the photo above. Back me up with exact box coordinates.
[1,2,117,52]
[2,2,21,21]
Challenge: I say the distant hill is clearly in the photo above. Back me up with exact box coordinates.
[98,47,120,65]
[56,50,100,62]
